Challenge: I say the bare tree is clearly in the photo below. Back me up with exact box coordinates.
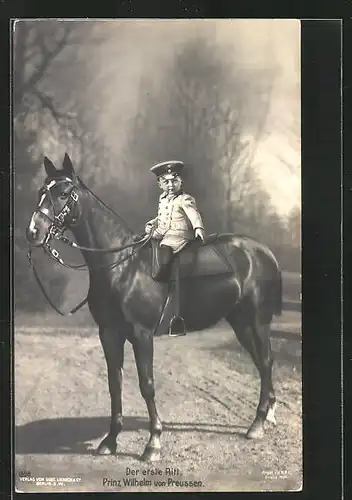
[13,20,94,312]
[118,37,279,236]
[14,21,109,124]
[286,206,301,247]
[14,22,75,130]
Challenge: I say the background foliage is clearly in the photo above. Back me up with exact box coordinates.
[14,21,301,312]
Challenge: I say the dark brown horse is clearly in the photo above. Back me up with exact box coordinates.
[26,154,282,461]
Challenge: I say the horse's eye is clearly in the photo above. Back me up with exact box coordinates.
[60,192,69,200]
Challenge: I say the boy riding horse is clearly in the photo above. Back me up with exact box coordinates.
[145,160,205,282]
[145,161,205,335]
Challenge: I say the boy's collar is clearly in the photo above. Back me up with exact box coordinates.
[160,191,183,199]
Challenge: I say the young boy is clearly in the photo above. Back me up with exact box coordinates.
[145,160,205,281]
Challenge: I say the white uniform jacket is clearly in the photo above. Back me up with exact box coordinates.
[147,191,204,253]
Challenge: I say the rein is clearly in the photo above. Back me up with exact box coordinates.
[27,234,151,316]
[28,177,155,316]
[57,233,149,253]
[27,246,89,316]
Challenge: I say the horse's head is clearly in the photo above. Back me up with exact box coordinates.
[26,153,83,246]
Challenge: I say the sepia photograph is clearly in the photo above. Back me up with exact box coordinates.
[14,18,301,492]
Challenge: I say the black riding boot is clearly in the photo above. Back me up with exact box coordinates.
[152,244,174,282]
[169,264,186,336]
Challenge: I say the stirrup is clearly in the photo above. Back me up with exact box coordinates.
[169,316,186,337]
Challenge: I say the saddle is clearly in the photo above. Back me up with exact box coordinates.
[150,234,237,337]
[151,234,234,283]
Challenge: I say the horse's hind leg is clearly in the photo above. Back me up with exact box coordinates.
[247,321,277,438]
[132,327,162,462]
[96,326,125,455]
[226,295,276,439]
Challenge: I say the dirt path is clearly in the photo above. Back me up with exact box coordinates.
[15,314,302,493]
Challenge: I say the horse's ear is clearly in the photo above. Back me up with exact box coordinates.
[62,153,75,177]
[44,156,57,177]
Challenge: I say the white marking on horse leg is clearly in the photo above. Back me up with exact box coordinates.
[266,401,277,426]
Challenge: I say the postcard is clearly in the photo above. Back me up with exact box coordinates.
[14,18,301,492]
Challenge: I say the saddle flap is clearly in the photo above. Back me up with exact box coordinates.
[150,234,235,282]
[178,237,233,279]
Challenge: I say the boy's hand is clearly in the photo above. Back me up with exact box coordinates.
[145,222,153,234]
[195,228,205,241]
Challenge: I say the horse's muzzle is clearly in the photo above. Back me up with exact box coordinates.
[26,226,42,246]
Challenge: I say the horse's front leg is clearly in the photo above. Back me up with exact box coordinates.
[96,327,125,455]
[132,328,162,462]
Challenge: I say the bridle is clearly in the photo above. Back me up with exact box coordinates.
[27,176,153,316]
[33,178,83,267]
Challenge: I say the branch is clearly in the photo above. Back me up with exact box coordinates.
[34,29,53,66]
[174,76,193,107]
[23,25,73,94]
[245,76,276,168]
[276,154,300,176]
[63,34,109,46]
[220,145,251,188]
[32,87,76,125]
[23,44,41,66]
[14,23,30,105]
[218,119,241,159]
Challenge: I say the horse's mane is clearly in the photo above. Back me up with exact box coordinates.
[77,177,134,234]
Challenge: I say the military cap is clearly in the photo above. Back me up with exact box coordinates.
[150,160,185,180]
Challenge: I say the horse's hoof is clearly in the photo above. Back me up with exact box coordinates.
[139,447,161,462]
[96,436,117,455]
[246,420,265,440]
